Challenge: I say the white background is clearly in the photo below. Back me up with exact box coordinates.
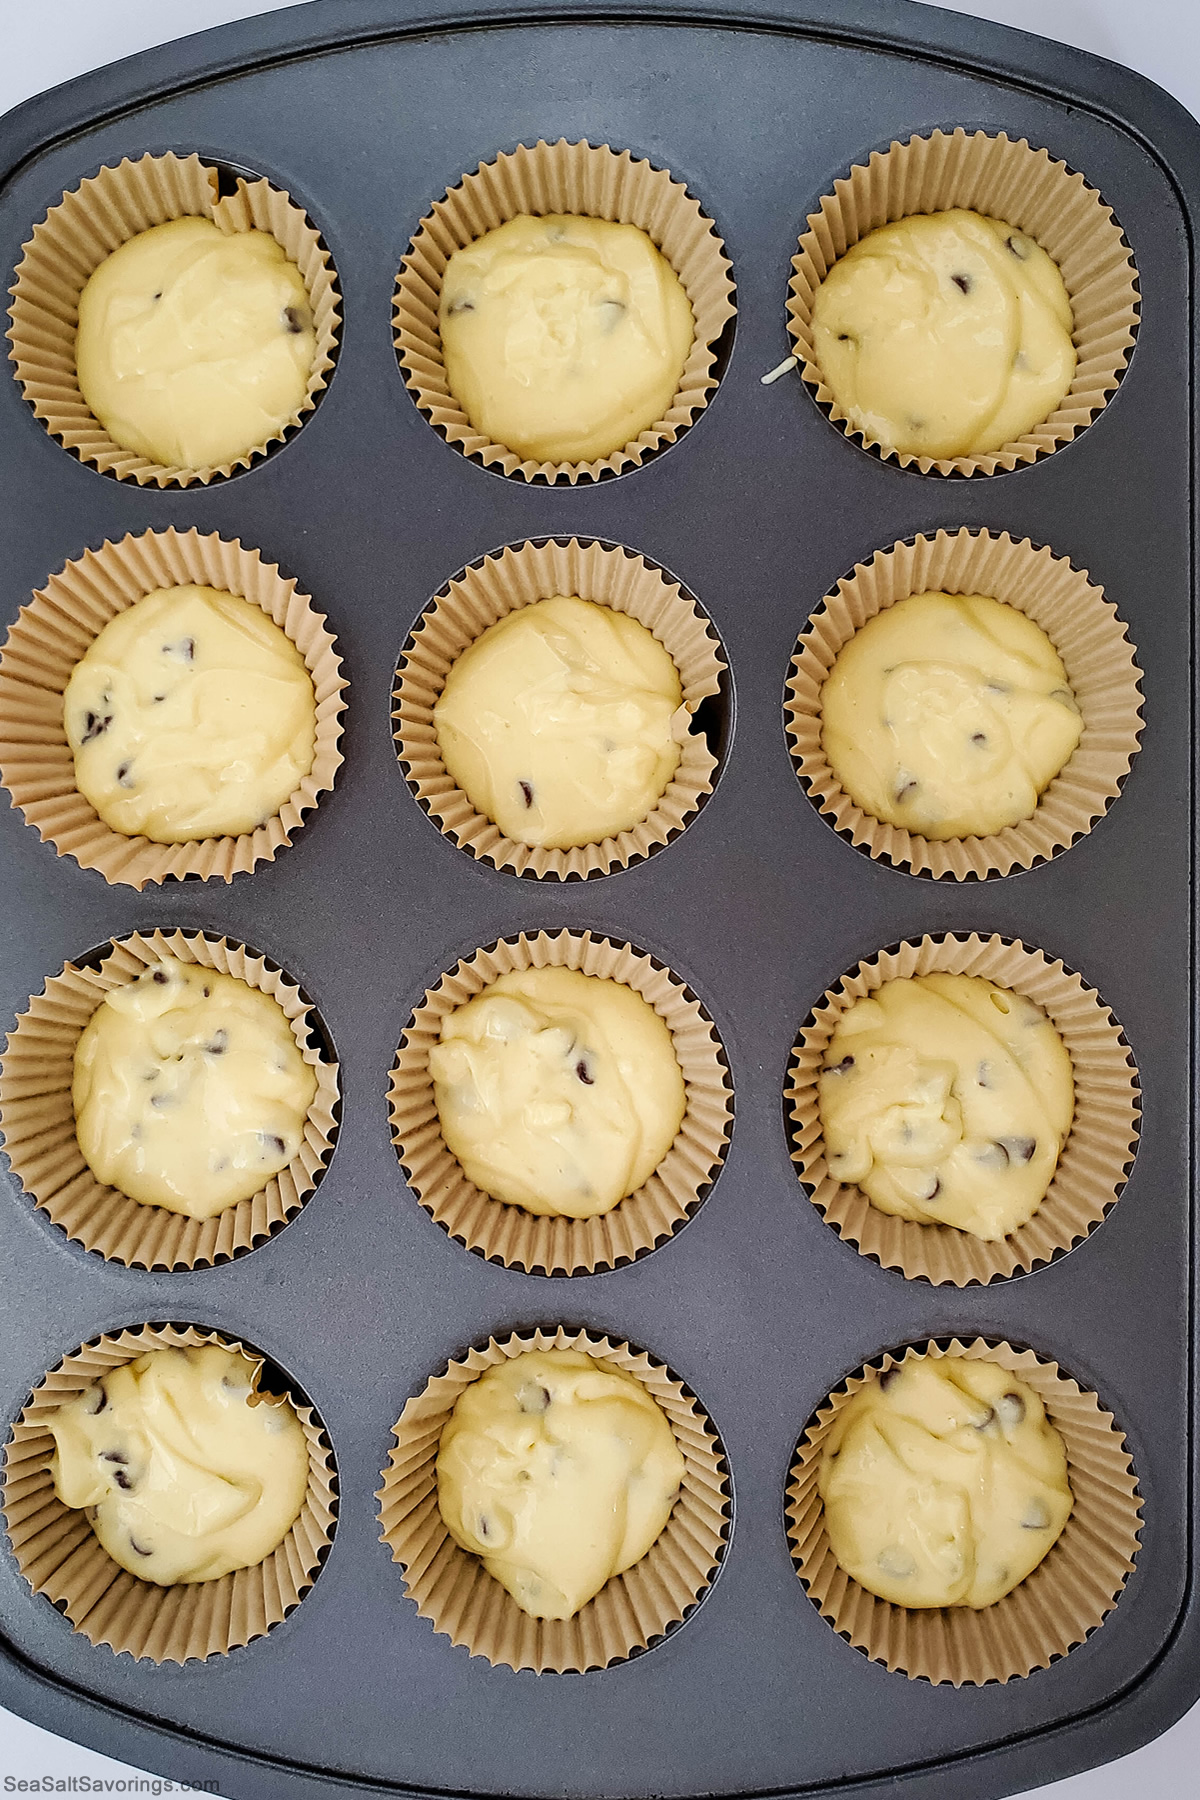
[0,2,1197,1797]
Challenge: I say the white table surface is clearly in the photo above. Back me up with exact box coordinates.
[0,1,1197,1796]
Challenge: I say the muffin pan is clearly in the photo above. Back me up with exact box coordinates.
[0,1,1198,1797]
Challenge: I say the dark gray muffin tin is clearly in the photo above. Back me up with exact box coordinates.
[1,2,1198,1797]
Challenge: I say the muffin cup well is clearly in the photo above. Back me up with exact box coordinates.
[0,528,346,889]
[394,537,725,879]
[377,1326,729,1671]
[786,128,1140,476]
[8,151,340,486]
[787,1337,1141,1684]
[394,139,736,483]
[787,933,1139,1286]
[0,929,340,1270]
[784,528,1143,880]
[389,929,732,1274]
[3,1323,337,1662]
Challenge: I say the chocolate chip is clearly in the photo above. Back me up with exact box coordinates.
[971,732,988,746]
[203,986,211,998]
[152,970,169,985]
[518,1383,551,1414]
[81,710,112,743]
[824,1054,855,1075]
[163,638,195,664]
[446,296,475,315]
[261,1132,287,1156]
[1006,234,1029,260]
[977,1061,991,1087]
[894,776,919,803]
[128,1536,153,1557]
[999,1136,1037,1163]
[518,780,534,808]
[575,1058,594,1085]
[996,1392,1026,1428]
[81,1386,107,1415]
[153,693,166,703]
[837,332,851,341]
[149,1091,177,1110]
[205,1029,229,1056]
[116,761,134,788]
[986,679,1010,695]
[919,1175,942,1202]
[282,304,309,334]
[476,1515,493,1541]
[951,272,972,294]
[973,1406,997,1432]
[113,1469,133,1491]
[101,1449,127,1466]
[879,1368,901,1393]
[1022,1498,1051,1530]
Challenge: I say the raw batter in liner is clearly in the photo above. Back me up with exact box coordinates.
[429,964,685,1218]
[433,596,689,848]
[811,210,1076,459]
[48,1344,309,1586]
[75,216,316,469]
[436,1349,685,1619]
[818,1355,1073,1608]
[820,592,1082,840]
[439,214,695,463]
[73,954,317,1219]
[817,973,1074,1240]
[63,584,317,844]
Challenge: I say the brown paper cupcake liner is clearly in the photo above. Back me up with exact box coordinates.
[0,929,340,1270]
[389,929,733,1275]
[0,528,347,889]
[786,129,1140,475]
[787,933,1139,1286]
[394,537,725,879]
[784,529,1143,880]
[377,1325,730,1671]
[787,1337,1141,1683]
[394,139,736,483]
[3,1323,337,1662]
[8,151,341,486]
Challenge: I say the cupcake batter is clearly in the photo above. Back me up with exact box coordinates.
[820,592,1082,839]
[817,973,1074,1239]
[73,954,317,1219]
[48,1344,309,1586]
[439,214,694,463]
[63,584,317,843]
[437,1349,685,1619]
[429,964,685,1217]
[811,210,1075,458]
[75,216,316,468]
[434,596,688,848]
[818,1355,1073,1608]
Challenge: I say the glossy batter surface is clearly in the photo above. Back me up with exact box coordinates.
[437,1349,685,1619]
[812,210,1075,459]
[439,214,694,463]
[73,955,317,1219]
[434,596,686,848]
[49,1345,309,1586]
[76,216,316,468]
[819,1356,1072,1609]
[63,585,317,843]
[821,592,1082,839]
[818,973,1074,1239]
[429,965,685,1218]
